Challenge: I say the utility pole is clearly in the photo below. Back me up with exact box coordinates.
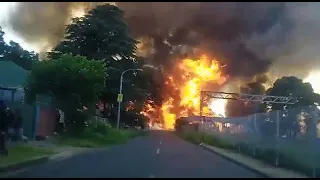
[116,68,143,129]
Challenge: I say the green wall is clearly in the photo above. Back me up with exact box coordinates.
[0,60,28,87]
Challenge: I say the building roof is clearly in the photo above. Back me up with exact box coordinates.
[0,61,28,88]
[0,86,17,91]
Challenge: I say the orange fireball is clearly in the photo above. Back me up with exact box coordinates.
[141,55,227,130]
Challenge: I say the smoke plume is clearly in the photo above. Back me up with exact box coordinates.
[3,2,320,80]
[3,2,320,119]
[3,3,320,88]
[225,74,270,117]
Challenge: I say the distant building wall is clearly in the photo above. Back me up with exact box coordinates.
[35,105,57,137]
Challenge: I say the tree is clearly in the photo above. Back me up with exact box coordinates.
[47,4,137,63]
[25,54,106,134]
[0,27,39,70]
[47,4,159,126]
[262,76,320,138]
[266,76,320,110]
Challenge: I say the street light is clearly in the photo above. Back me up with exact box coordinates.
[116,68,143,129]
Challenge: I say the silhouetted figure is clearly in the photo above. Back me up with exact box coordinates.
[0,101,8,156]
[7,108,15,141]
[54,109,65,134]
[13,109,23,141]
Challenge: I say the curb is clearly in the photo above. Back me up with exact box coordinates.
[0,148,90,174]
[199,143,270,178]
[49,148,94,162]
[0,148,95,177]
[0,156,49,173]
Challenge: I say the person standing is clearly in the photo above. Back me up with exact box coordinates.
[54,109,65,134]
[6,108,15,141]
[13,109,23,141]
[58,109,65,129]
[0,101,8,156]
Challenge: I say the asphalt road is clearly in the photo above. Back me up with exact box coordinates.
[7,131,262,178]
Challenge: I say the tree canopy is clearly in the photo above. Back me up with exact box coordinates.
[25,54,106,110]
[266,76,320,110]
[46,4,159,127]
[0,27,38,70]
[47,4,137,62]
[256,76,320,137]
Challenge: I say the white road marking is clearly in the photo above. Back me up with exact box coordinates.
[149,174,155,178]
[157,148,160,154]
[159,141,162,145]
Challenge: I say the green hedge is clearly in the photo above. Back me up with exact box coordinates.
[54,118,148,148]
[54,128,147,148]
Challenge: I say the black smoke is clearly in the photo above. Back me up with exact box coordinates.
[3,2,295,77]
[116,2,290,77]
[226,74,269,117]
[3,2,320,117]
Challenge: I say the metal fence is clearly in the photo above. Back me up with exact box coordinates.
[189,105,320,178]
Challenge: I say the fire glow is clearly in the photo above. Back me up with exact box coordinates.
[141,55,228,130]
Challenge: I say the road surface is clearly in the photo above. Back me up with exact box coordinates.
[7,131,262,178]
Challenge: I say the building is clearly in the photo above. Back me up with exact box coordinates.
[0,60,57,139]
[0,61,27,102]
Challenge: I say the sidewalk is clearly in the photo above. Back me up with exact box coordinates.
[200,143,309,178]
[1,140,91,176]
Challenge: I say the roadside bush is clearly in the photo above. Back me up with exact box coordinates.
[63,110,90,136]
[55,122,147,148]
[85,118,112,134]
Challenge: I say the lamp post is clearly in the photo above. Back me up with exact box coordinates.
[116,68,143,129]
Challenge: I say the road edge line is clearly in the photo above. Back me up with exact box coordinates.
[199,143,270,178]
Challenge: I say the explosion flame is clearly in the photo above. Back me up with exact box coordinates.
[142,55,227,129]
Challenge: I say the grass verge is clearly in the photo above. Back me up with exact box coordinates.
[179,130,235,150]
[53,129,148,148]
[178,130,316,178]
[0,145,55,168]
